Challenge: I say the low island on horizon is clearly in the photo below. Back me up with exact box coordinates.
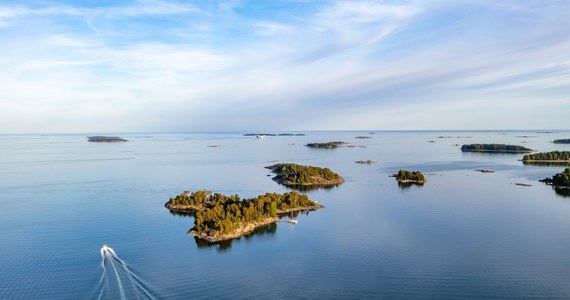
[461,144,533,153]
[306,141,347,149]
[394,169,427,184]
[87,136,127,142]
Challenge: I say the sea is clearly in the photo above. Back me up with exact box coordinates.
[1,131,570,299]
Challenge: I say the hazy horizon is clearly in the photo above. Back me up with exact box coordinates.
[2,128,570,136]
[1,1,569,133]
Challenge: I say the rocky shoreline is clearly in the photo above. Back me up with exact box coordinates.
[186,204,324,242]
[522,160,570,164]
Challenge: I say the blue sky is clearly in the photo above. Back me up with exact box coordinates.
[0,0,568,133]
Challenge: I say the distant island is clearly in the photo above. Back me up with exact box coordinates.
[306,141,347,149]
[243,133,306,136]
[522,151,570,164]
[355,160,376,164]
[165,190,323,242]
[394,170,426,184]
[475,169,495,173]
[354,136,371,139]
[266,163,345,186]
[461,144,532,153]
[87,136,127,142]
[553,139,570,144]
[540,168,570,188]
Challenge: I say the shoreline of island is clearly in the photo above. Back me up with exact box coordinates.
[522,160,570,164]
[392,170,427,184]
[185,204,324,242]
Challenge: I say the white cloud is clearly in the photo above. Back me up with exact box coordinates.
[0,0,569,132]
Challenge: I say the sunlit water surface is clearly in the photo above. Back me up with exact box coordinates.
[1,131,570,299]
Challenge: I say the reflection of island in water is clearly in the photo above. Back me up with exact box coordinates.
[398,181,425,190]
[170,210,313,251]
[284,183,341,192]
[522,161,570,166]
[554,187,570,198]
[194,222,278,252]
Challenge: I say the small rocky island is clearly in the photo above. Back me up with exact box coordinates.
[165,190,323,242]
[355,160,376,164]
[461,144,532,153]
[394,170,426,184]
[553,139,570,144]
[522,151,570,164]
[540,168,570,188]
[266,163,345,186]
[306,141,347,149]
[87,136,127,142]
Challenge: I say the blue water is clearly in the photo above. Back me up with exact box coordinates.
[1,131,570,299]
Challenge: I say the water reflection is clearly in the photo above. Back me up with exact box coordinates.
[285,184,341,192]
[522,161,570,167]
[554,187,570,198]
[170,207,316,251]
[398,182,425,190]
[169,210,193,218]
[193,223,278,252]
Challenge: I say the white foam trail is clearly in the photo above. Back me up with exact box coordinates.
[107,249,127,300]
[99,244,155,300]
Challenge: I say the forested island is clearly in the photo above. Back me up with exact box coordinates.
[87,136,127,142]
[522,151,570,164]
[165,190,323,242]
[540,168,570,188]
[394,170,426,184]
[461,144,532,153]
[266,163,345,186]
[553,139,570,144]
[306,141,347,149]
[243,133,306,136]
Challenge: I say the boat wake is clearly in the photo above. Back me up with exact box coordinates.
[97,244,155,300]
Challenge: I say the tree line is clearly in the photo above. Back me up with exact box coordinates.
[396,170,426,183]
[306,141,346,149]
[551,168,570,186]
[523,151,570,161]
[266,163,344,184]
[461,144,532,152]
[167,190,319,237]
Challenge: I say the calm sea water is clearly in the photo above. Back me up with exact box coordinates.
[1,131,570,299]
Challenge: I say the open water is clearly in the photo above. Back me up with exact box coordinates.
[1,131,570,299]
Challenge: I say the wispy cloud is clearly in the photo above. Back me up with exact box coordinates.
[0,0,569,132]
